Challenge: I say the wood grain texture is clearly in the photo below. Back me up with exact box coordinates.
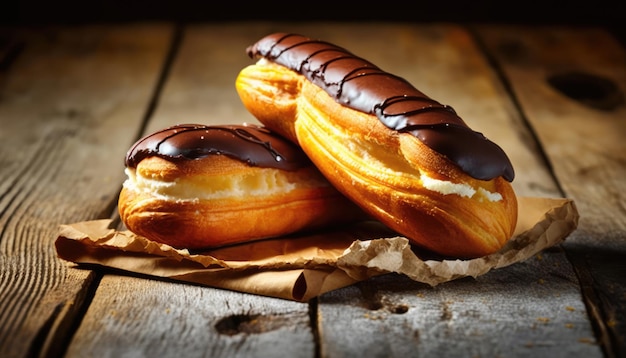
[320,256,597,357]
[65,275,314,358]
[475,25,626,235]
[0,24,173,357]
[145,22,278,131]
[475,24,626,357]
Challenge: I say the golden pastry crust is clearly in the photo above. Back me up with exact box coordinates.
[237,46,518,258]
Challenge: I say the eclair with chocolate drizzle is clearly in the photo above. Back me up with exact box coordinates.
[118,123,365,249]
[236,33,518,258]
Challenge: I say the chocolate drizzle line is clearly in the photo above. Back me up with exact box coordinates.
[247,33,515,182]
[125,123,310,171]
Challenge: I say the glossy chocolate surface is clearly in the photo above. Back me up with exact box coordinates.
[247,33,515,181]
[125,123,310,171]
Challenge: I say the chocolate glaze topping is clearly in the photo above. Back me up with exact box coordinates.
[125,123,310,171]
[246,33,515,182]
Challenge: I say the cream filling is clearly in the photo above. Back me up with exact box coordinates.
[256,57,270,66]
[123,167,329,202]
[420,173,502,202]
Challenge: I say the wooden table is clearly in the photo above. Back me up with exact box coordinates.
[1,22,624,358]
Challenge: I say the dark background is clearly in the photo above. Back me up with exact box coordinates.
[2,1,625,45]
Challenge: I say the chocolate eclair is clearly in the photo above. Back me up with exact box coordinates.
[236,33,518,258]
[118,123,365,249]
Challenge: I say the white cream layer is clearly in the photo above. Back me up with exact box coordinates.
[420,173,502,202]
[123,167,329,202]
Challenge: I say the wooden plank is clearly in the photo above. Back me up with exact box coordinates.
[145,22,277,130]
[0,24,173,357]
[475,25,626,357]
[294,23,604,357]
[474,25,626,232]
[64,23,316,357]
[66,275,315,357]
[321,260,597,357]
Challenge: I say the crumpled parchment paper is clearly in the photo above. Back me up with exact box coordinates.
[55,196,578,301]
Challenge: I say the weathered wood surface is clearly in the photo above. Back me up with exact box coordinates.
[0,22,624,358]
[65,275,315,357]
[0,24,173,358]
[476,25,626,357]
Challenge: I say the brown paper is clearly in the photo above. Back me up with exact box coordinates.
[55,196,578,301]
